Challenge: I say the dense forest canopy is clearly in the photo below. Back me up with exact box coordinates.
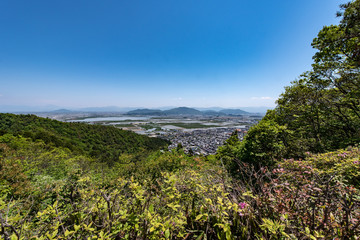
[0,1,360,239]
[0,113,169,164]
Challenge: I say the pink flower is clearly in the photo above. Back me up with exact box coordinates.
[338,152,348,158]
[239,202,247,209]
[353,161,359,164]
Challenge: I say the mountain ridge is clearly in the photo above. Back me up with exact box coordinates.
[0,105,269,115]
[126,107,255,116]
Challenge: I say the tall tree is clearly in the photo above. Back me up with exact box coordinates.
[220,0,360,170]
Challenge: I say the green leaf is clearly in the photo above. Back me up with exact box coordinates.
[65,230,74,237]
[149,204,154,213]
[195,214,203,221]
[74,224,81,232]
[165,229,170,239]
[10,234,18,240]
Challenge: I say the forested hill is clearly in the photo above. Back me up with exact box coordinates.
[214,0,360,172]
[0,113,169,163]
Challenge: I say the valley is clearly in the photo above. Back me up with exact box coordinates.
[49,113,259,155]
[35,107,262,155]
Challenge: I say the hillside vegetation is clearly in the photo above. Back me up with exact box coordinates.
[0,1,360,239]
[0,113,169,164]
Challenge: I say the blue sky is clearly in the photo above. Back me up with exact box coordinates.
[0,0,346,110]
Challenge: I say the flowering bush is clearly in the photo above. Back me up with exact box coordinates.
[1,135,359,239]
[282,147,360,187]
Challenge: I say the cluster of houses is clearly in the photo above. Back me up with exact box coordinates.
[162,127,249,155]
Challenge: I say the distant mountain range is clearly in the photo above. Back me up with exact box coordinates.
[0,105,271,115]
[0,106,137,113]
[126,107,259,116]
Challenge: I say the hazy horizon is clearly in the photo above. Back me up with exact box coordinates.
[1,0,345,108]
[0,104,273,114]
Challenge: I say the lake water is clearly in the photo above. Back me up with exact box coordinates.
[67,116,151,122]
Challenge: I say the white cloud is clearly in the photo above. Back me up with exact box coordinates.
[251,96,272,100]
[261,96,272,100]
[172,97,183,101]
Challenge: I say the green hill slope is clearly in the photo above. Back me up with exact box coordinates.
[0,113,169,163]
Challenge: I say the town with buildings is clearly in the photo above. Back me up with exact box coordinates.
[162,127,249,155]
